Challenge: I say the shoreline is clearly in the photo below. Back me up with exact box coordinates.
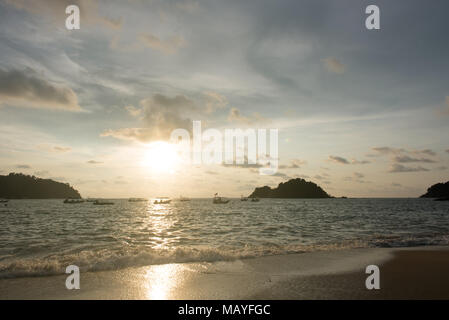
[1,245,448,299]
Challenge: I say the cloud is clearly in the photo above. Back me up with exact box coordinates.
[205,170,218,175]
[279,159,307,169]
[53,146,71,153]
[16,164,31,169]
[371,146,437,157]
[203,92,228,113]
[417,149,437,156]
[370,147,405,156]
[222,162,263,169]
[0,68,81,111]
[228,107,268,125]
[343,172,367,183]
[388,164,429,173]
[323,57,345,74]
[351,159,371,164]
[370,146,437,172]
[125,105,142,117]
[101,128,155,143]
[353,172,364,179]
[272,172,289,178]
[139,33,186,54]
[328,154,369,166]
[102,94,195,142]
[393,155,436,163]
[328,155,350,164]
[34,170,49,176]
[37,144,72,153]
[101,16,123,29]
[87,160,103,164]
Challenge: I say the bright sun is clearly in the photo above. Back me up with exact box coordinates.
[142,142,179,173]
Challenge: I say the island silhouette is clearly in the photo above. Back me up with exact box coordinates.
[249,178,331,198]
[420,181,449,200]
[0,173,81,199]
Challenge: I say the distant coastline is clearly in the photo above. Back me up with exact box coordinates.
[0,173,81,199]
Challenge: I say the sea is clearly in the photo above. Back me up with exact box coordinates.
[0,198,448,279]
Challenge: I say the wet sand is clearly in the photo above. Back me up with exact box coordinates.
[1,246,448,299]
[251,248,449,299]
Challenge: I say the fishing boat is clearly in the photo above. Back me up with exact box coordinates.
[213,193,229,204]
[63,199,85,204]
[129,198,148,202]
[154,197,171,204]
[240,195,248,201]
[179,196,190,202]
[93,199,114,205]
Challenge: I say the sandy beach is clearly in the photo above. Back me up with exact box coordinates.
[1,246,448,300]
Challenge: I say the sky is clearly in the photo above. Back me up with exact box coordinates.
[0,0,448,198]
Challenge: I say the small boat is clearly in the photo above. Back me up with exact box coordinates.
[129,198,148,202]
[154,198,171,204]
[63,199,85,204]
[213,193,229,204]
[240,195,248,201]
[93,200,114,205]
[179,196,190,202]
[251,198,260,202]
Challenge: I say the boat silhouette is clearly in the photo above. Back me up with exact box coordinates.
[93,199,114,205]
[129,198,148,202]
[63,199,85,204]
[154,197,171,204]
[213,193,229,204]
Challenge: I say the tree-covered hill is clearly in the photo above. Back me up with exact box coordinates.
[249,178,331,198]
[420,181,449,198]
[0,173,81,199]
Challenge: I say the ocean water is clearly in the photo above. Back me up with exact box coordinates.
[0,198,448,278]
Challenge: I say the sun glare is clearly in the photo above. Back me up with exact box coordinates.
[142,142,179,173]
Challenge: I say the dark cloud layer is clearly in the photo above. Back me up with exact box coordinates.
[0,68,80,111]
[328,155,350,164]
[388,164,429,173]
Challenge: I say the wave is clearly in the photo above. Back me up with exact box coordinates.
[0,242,365,279]
[1,235,448,279]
